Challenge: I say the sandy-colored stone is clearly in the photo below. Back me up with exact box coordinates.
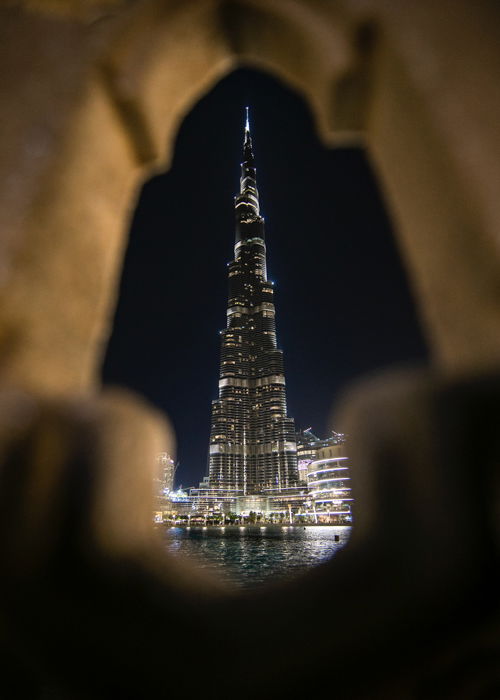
[0,1,499,697]
[363,1,500,374]
[2,0,500,391]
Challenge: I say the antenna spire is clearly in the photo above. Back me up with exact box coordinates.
[243,106,253,158]
[236,106,261,225]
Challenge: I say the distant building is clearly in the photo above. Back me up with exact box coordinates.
[306,441,353,524]
[153,453,179,522]
[156,452,176,495]
[154,489,194,523]
[194,110,298,515]
[168,488,194,516]
[265,484,309,519]
[187,428,353,522]
[235,494,271,516]
[296,428,346,484]
[189,477,236,513]
[296,428,323,483]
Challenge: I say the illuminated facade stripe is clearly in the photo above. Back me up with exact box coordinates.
[309,477,351,486]
[310,457,348,467]
[227,302,275,317]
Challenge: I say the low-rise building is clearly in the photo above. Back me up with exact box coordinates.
[306,442,353,524]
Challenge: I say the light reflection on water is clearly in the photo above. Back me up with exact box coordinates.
[162,526,351,588]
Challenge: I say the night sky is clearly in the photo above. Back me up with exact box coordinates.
[102,68,428,488]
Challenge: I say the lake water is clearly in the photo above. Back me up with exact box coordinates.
[162,525,351,588]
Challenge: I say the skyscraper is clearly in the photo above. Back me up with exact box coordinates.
[206,109,298,500]
[156,452,176,494]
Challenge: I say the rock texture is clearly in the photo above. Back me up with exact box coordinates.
[0,0,498,697]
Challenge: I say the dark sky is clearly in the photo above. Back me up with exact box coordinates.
[102,67,428,488]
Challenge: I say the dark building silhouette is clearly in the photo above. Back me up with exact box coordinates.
[206,110,298,500]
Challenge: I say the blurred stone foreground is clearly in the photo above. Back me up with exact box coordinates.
[0,0,499,697]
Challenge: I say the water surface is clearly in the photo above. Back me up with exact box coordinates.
[162,525,350,588]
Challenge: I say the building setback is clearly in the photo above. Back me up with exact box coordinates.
[207,110,298,498]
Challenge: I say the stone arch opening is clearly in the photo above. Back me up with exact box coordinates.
[102,65,428,490]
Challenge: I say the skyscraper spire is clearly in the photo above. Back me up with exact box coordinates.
[236,106,261,236]
[243,106,253,159]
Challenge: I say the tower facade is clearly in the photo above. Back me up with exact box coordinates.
[207,110,298,497]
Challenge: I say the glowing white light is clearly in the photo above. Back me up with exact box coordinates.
[301,510,351,516]
[310,490,351,499]
[314,500,353,505]
[310,457,348,467]
[245,106,250,131]
[307,468,349,479]
[308,477,351,486]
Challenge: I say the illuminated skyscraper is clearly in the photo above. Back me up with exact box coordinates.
[156,452,176,494]
[207,109,298,497]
